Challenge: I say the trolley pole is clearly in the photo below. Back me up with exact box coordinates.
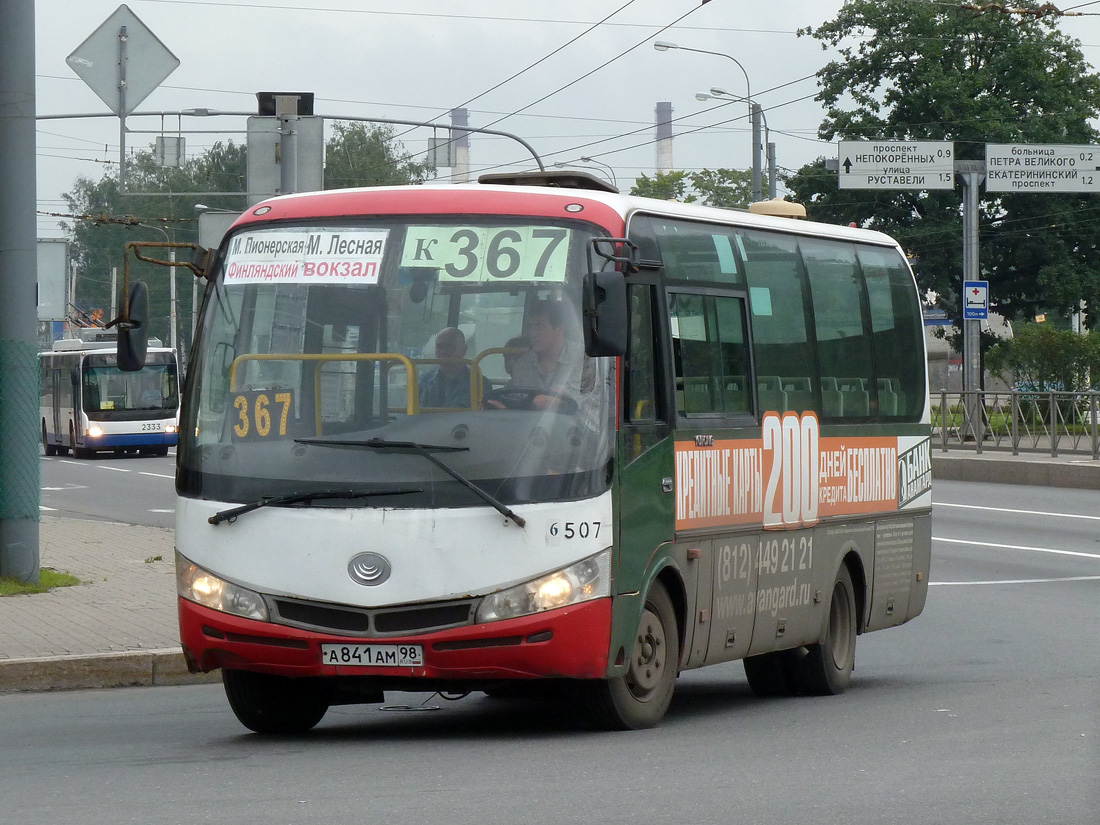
[0,0,41,583]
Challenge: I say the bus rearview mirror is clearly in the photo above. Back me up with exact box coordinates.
[117,281,151,372]
[583,270,628,358]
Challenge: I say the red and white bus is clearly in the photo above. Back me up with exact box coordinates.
[158,172,931,732]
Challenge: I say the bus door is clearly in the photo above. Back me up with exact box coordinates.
[665,288,759,667]
[616,281,676,622]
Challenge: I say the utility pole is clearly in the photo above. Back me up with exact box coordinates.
[0,0,41,583]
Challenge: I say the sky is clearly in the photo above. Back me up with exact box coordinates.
[31,0,1100,240]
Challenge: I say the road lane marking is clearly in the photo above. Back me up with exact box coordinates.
[932,576,1100,586]
[933,501,1100,521]
[139,472,175,479]
[149,509,174,513]
[97,465,130,473]
[933,536,1100,560]
[39,505,57,511]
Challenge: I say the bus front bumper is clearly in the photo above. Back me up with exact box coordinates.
[179,596,612,682]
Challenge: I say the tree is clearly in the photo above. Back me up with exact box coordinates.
[788,0,1100,334]
[985,323,1094,392]
[630,170,695,202]
[323,122,434,189]
[630,167,762,208]
[61,123,433,346]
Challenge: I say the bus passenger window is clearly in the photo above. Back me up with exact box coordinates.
[669,292,750,417]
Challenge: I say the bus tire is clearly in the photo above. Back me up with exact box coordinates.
[223,670,332,734]
[578,580,678,730]
[798,565,857,696]
[42,422,58,456]
[743,650,800,697]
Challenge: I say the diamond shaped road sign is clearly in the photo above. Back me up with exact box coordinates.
[66,4,179,117]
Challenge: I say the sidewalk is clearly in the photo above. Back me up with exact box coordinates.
[2,452,1098,694]
[0,517,220,693]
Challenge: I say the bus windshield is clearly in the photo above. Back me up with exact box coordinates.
[179,218,616,508]
[83,352,179,417]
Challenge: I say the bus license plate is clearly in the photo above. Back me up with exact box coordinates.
[321,643,423,667]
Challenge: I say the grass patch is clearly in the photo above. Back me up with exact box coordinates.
[0,568,82,596]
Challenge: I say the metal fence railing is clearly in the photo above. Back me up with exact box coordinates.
[933,389,1100,459]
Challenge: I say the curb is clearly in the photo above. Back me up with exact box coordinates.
[0,648,221,694]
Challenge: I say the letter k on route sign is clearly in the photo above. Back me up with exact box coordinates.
[963,280,989,320]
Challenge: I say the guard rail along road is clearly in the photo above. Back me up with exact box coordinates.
[934,388,1100,459]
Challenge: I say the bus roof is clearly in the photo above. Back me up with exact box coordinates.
[229,176,903,251]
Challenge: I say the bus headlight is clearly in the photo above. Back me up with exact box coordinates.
[165,424,177,434]
[476,549,611,623]
[87,426,103,438]
[176,551,269,621]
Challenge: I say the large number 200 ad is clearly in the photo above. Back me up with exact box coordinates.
[762,412,819,527]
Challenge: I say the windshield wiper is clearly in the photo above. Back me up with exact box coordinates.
[294,436,526,528]
[209,487,421,526]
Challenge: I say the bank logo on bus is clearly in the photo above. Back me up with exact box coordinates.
[675,413,931,531]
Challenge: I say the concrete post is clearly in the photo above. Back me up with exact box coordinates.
[0,0,41,582]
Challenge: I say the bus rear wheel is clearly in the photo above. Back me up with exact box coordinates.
[222,670,332,734]
[743,650,800,697]
[42,422,58,456]
[578,580,679,730]
[797,565,857,696]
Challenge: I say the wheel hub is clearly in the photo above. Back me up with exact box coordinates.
[628,609,664,694]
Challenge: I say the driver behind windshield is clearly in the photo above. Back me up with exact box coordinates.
[496,299,593,411]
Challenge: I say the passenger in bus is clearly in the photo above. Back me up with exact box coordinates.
[418,326,472,408]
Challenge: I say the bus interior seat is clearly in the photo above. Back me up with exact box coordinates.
[837,377,870,417]
[756,375,787,415]
[877,378,899,416]
[781,376,815,413]
[820,377,844,418]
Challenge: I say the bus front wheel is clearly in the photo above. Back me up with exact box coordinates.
[578,580,679,730]
[222,670,332,734]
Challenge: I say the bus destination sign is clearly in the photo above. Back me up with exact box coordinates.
[985,143,1100,193]
[838,141,955,190]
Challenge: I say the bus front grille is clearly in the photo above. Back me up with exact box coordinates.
[268,597,476,637]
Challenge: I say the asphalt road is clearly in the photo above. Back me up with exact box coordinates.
[4,476,1097,824]
[39,450,177,527]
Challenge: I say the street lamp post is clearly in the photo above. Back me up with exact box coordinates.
[697,88,775,200]
[655,40,765,202]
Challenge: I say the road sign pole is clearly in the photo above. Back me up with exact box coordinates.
[958,160,986,443]
[117,25,128,195]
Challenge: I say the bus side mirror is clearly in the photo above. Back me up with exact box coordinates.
[117,281,150,372]
[583,270,627,358]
